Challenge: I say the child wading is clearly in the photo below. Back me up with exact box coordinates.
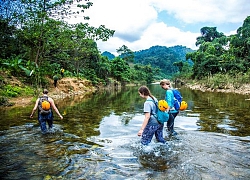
[160,79,179,136]
[138,86,166,145]
[30,89,63,134]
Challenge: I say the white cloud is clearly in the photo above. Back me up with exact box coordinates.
[95,22,199,55]
[125,22,199,51]
[149,0,250,24]
[225,30,237,36]
[67,0,249,55]
[82,0,157,32]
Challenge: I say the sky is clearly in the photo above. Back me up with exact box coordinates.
[68,0,250,56]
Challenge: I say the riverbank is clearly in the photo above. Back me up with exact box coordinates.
[4,78,250,108]
[6,77,98,107]
[185,82,250,95]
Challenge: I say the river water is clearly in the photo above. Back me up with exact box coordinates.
[0,85,250,180]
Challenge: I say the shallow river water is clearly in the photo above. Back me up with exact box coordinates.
[0,85,250,180]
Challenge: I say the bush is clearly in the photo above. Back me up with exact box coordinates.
[0,85,34,97]
[0,96,11,106]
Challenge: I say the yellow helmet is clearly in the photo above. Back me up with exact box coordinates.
[179,101,188,111]
[158,100,168,111]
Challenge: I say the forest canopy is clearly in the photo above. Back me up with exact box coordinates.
[186,16,250,80]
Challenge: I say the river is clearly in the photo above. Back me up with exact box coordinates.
[0,85,250,180]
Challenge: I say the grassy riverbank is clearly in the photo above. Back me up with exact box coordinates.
[1,72,250,108]
[184,73,250,95]
[0,73,97,107]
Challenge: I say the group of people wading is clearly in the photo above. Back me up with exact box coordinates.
[138,79,179,145]
[30,78,179,146]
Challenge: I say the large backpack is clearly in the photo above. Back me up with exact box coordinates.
[38,96,51,115]
[147,99,169,124]
[172,89,183,111]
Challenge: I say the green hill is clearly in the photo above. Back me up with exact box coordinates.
[102,45,194,78]
[134,45,194,76]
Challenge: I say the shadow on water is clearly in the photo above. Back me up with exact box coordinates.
[0,85,250,179]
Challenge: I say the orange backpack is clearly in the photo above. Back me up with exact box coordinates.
[38,96,51,115]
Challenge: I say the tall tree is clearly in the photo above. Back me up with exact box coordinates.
[116,45,134,63]
[187,27,228,78]
[196,27,225,46]
[110,57,130,83]
[230,16,250,60]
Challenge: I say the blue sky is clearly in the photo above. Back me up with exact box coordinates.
[69,0,250,55]
[157,11,242,33]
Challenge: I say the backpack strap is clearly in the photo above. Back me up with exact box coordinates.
[38,97,44,112]
[146,99,160,122]
[146,99,158,113]
[39,96,49,105]
[40,96,50,102]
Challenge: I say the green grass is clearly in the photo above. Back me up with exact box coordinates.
[0,84,34,97]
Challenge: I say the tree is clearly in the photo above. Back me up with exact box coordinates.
[173,61,184,72]
[132,64,158,84]
[0,0,116,87]
[116,45,134,63]
[110,57,130,83]
[188,27,229,78]
[196,27,225,46]
[230,16,250,60]
[96,56,111,81]
[0,19,19,59]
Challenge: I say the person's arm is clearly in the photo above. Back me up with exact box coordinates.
[49,98,63,119]
[137,112,150,136]
[30,99,39,118]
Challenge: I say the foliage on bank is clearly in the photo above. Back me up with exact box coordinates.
[169,16,250,91]
[186,72,250,90]
[185,16,250,80]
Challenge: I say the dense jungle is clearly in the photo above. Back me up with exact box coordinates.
[1,0,250,107]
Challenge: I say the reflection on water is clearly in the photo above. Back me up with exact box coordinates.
[0,85,250,179]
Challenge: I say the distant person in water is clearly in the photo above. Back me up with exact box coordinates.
[30,89,63,134]
[138,86,166,145]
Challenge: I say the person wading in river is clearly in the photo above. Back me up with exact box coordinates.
[30,89,63,134]
[160,79,179,136]
[138,86,166,145]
